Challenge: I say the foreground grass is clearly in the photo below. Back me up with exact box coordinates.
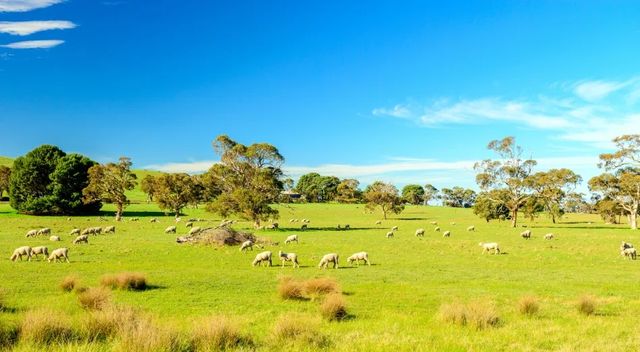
[1,202,640,350]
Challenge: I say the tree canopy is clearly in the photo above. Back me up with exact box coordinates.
[83,157,137,221]
[402,184,425,205]
[363,181,404,219]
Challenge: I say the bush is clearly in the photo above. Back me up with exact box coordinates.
[101,272,148,291]
[303,278,341,298]
[277,277,306,300]
[517,296,540,316]
[60,275,79,292]
[271,313,330,348]
[191,316,252,351]
[320,293,348,321]
[578,295,597,316]
[20,308,76,345]
[438,300,499,330]
[77,287,112,311]
[81,305,139,342]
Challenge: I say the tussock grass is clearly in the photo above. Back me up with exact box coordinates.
[438,302,468,326]
[0,319,18,349]
[277,276,306,300]
[60,275,79,292]
[113,315,184,352]
[0,288,5,312]
[190,315,252,351]
[438,300,499,330]
[101,272,147,291]
[77,287,112,311]
[578,295,597,316]
[20,308,77,345]
[80,305,139,342]
[517,296,540,316]
[271,313,330,348]
[303,277,341,298]
[320,293,348,321]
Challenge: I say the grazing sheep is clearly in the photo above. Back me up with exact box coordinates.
[240,240,254,251]
[278,250,299,268]
[442,231,451,238]
[318,253,339,269]
[103,226,116,234]
[301,224,308,231]
[25,229,38,238]
[150,218,158,223]
[415,228,425,237]
[622,247,637,260]
[267,223,279,230]
[391,226,399,231]
[375,220,382,225]
[621,241,634,251]
[430,221,438,225]
[185,222,194,228]
[175,217,182,223]
[479,242,500,255]
[188,227,202,236]
[10,246,32,261]
[30,246,49,260]
[386,231,394,238]
[165,226,177,234]
[284,234,299,244]
[69,228,80,236]
[289,219,295,223]
[434,226,441,232]
[347,252,370,266]
[48,248,70,263]
[544,233,554,240]
[50,235,60,242]
[344,224,350,230]
[521,230,531,240]
[467,225,475,232]
[450,222,456,225]
[252,251,272,267]
[37,228,51,236]
[73,235,89,244]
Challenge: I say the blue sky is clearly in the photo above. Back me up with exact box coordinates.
[1,0,639,192]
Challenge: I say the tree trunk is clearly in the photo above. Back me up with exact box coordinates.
[115,203,123,222]
[511,208,518,228]
[551,214,556,224]
[631,213,637,230]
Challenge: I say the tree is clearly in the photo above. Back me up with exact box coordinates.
[295,173,340,202]
[527,169,582,223]
[589,168,640,229]
[205,135,284,228]
[153,173,197,216]
[423,184,439,205]
[474,136,537,227]
[363,181,404,219]
[0,166,10,199]
[83,157,137,221]
[474,190,510,222]
[49,154,102,214]
[336,179,362,204]
[599,135,640,169]
[402,184,425,205]
[441,187,476,208]
[593,197,622,224]
[140,175,158,203]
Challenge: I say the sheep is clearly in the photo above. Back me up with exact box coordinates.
[450,222,456,225]
[520,230,532,240]
[30,246,49,260]
[175,217,182,223]
[278,250,299,268]
[347,252,370,266]
[622,247,637,260]
[252,251,272,267]
[375,220,382,225]
[165,226,177,234]
[185,222,194,228]
[301,224,308,231]
[467,225,475,232]
[69,228,80,236]
[442,231,451,238]
[10,246,32,261]
[284,235,298,244]
[386,231,394,238]
[479,242,500,255]
[25,229,38,238]
[267,222,279,230]
[434,226,441,232]
[48,248,70,263]
[415,228,425,237]
[37,228,51,236]
[50,235,60,242]
[303,219,311,223]
[430,221,438,225]
[240,240,254,251]
[188,227,202,236]
[289,219,295,223]
[391,226,399,231]
[73,235,89,244]
[620,241,634,251]
[344,224,350,230]
[318,253,339,269]
[150,218,158,223]
[544,233,554,240]
[103,226,116,234]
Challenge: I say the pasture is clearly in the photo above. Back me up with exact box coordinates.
[1,202,640,351]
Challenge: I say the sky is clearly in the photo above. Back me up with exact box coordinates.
[1,0,640,193]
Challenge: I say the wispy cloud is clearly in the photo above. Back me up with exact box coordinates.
[0,0,63,12]
[143,160,216,173]
[0,20,75,35]
[2,39,64,49]
[573,79,631,101]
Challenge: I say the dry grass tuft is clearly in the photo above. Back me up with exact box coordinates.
[191,315,252,351]
[271,313,330,348]
[114,314,184,352]
[438,300,499,330]
[77,287,112,311]
[438,302,468,326]
[80,305,139,342]
[517,296,540,316]
[101,272,148,291]
[0,319,18,349]
[277,276,306,300]
[303,278,341,298]
[320,293,348,321]
[60,275,79,292]
[20,308,77,345]
[578,295,597,316]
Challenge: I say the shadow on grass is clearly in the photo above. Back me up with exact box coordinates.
[277,227,380,232]
[143,284,167,291]
[0,306,22,314]
[531,225,626,230]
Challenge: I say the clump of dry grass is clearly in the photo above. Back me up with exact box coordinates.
[191,315,252,351]
[577,295,597,316]
[303,278,341,298]
[77,287,112,311]
[517,296,540,316]
[438,300,499,330]
[271,313,330,348]
[0,319,18,349]
[277,276,306,300]
[60,275,79,292]
[0,289,6,312]
[80,305,139,342]
[438,302,468,326]
[101,272,148,291]
[320,293,348,321]
[20,308,77,345]
[113,315,183,352]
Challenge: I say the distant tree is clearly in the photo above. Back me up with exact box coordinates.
[423,184,439,205]
[474,136,536,227]
[0,166,11,199]
[598,135,640,169]
[295,173,340,202]
[83,157,137,221]
[140,175,158,203]
[50,154,102,214]
[402,184,425,205]
[522,196,545,222]
[205,135,284,228]
[563,193,591,214]
[527,168,582,223]
[441,187,476,208]
[152,173,197,216]
[473,190,511,222]
[593,197,622,224]
[363,181,404,219]
[589,168,640,229]
[282,178,295,192]
[336,179,362,204]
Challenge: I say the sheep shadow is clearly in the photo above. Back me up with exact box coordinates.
[531,225,626,230]
[285,227,379,232]
[0,306,22,314]
[142,284,167,291]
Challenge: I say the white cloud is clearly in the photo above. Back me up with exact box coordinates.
[0,0,63,12]
[0,20,75,35]
[372,104,413,119]
[143,160,216,173]
[574,80,629,101]
[2,39,64,49]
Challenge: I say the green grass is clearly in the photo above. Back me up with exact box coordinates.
[0,156,12,168]
[1,202,640,350]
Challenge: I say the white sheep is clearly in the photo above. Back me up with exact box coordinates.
[479,242,500,254]
[73,235,89,244]
[37,228,51,236]
[430,221,438,225]
[434,226,441,232]
[386,231,394,238]
[240,240,254,251]
[185,222,194,228]
[252,251,272,267]
[50,235,60,242]
[375,220,382,225]
[289,219,295,223]
[344,224,350,230]
[622,247,637,260]
[267,222,279,230]
[620,241,634,251]
[103,226,115,234]
[188,227,202,236]
[302,219,310,223]
[391,226,399,231]
[318,253,339,269]
[450,222,456,225]
[48,248,70,263]
[442,231,451,237]
[69,228,80,236]
[521,230,531,239]
[415,228,425,237]
[284,234,298,244]
[25,229,38,238]
[150,218,158,223]
[544,233,554,240]
[10,246,32,261]
[278,250,299,268]
[30,246,49,260]
[165,226,177,234]
[467,225,475,232]
[301,224,308,231]
[347,252,370,266]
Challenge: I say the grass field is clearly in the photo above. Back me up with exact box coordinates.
[1,202,640,351]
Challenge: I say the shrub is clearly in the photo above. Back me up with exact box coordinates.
[77,287,112,311]
[271,313,330,348]
[277,277,305,300]
[81,305,139,342]
[438,300,499,330]
[320,293,348,321]
[517,296,540,316]
[60,275,79,292]
[101,272,148,291]
[191,315,252,351]
[303,278,340,298]
[578,295,597,316]
[20,308,76,345]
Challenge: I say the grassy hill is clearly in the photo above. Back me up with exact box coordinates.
[0,156,13,167]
